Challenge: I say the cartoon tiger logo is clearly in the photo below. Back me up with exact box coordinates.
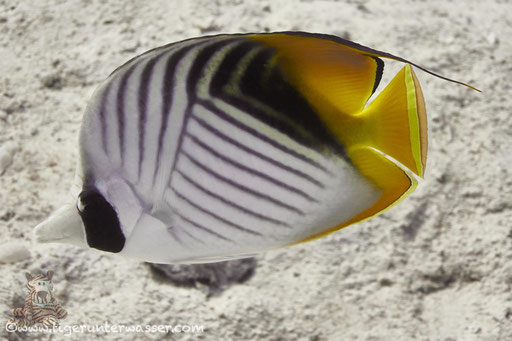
[8,270,67,328]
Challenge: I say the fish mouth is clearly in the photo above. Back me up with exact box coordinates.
[34,231,76,244]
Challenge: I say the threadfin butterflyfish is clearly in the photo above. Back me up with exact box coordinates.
[34,32,478,264]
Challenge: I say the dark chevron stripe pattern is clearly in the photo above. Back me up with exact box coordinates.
[80,34,370,253]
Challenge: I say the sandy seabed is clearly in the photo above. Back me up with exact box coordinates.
[0,0,511,340]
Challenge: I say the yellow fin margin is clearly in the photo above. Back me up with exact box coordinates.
[360,64,427,178]
[292,147,418,245]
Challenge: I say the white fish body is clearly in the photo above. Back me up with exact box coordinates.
[35,32,475,263]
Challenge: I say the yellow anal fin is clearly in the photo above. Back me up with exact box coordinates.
[248,33,383,116]
[361,64,427,177]
[345,146,418,225]
[294,146,417,244]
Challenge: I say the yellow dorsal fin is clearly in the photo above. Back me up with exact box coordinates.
[249,32,479,92]
[249,33,384,116]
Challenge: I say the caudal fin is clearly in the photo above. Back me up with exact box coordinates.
[361,64,427,178]
[312,64,426,238]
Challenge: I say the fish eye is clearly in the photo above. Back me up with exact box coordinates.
[77,197,86,213]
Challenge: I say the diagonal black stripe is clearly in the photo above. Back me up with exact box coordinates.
[210,40,258,95]
[179,227,206,244]
[116,64,137,164]
[181,150,307,214]
[154,44,199,183]
[177,169,290,227]
[173,188,262,236]
[137,54,162,179]
[239,48,350,160]
[209,40,349,161]
[173,211,233,242]
[186,39,238,99]
[197,100,331,174]
[191,113,325,188]
[169,39,238,176]
[185,132,318,202]
[99,83,112,156]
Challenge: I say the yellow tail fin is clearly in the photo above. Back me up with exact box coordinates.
[361,64,427,177]
[293,65,425,245]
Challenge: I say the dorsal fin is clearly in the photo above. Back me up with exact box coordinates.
[249,31,480,92]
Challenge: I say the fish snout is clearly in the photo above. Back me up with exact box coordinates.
[34,204,87,247]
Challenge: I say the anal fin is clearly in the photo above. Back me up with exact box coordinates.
[294,146,417,244]
[341,146,418,226]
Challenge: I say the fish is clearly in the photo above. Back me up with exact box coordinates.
[34,32,477,264]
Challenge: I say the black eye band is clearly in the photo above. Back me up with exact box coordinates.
[78,188,125,253]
